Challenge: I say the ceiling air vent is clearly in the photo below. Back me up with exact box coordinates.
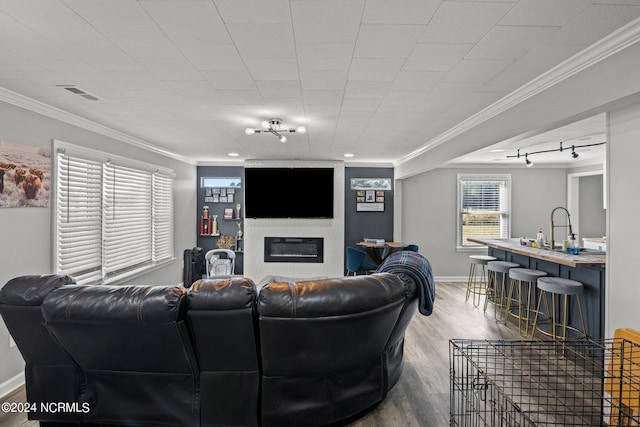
[58,85,100,101]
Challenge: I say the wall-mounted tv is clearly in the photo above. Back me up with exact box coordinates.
[244,167,334,219]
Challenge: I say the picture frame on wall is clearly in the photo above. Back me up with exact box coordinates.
[365,190,375,202]
[350,178,391,191]
[223,208,234,219]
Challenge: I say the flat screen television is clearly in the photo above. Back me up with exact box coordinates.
[244,167,334,219]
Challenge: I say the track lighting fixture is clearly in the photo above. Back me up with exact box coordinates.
[507,141,605,167]
[244,119,306,143]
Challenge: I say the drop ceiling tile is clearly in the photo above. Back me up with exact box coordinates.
[291,0,364,44]
[362,0,440,24]
[354,24,425,59]
[264,97,304,110]
[137,57,204,81]
[96,24,181,59]
[338,110,375,122]
[443,59,512,83]
[296,43,354,71]
[300,70,348,91]
[105,70,168,91]
[179,43,246,72]
[499,0,594,27]
[478,70,539,93]
[64,0,151,25]
[302,90,344,106]
[255,80,302,98]
[75,81,139,100]
[244,57,299,80]
[215,0,291,23]
[466,26,560,60]
[420,2,514,44]
[505,44,585,74]
[202,69,256,90]
[344,81,391,99]
[141,0,230,43]
[381,91,430,107]
[227,23,295,58]
[403,43,474,71]
[164,81,221,98]
[340,98,381,112]
[348,59,404,82]
[218,89,265,105]
[390,71,446,91]
[546,4,640,46]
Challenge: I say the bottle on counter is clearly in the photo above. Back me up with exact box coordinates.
[568,233,580,255]
[536,228,546,248]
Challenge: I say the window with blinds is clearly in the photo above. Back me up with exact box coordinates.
[54,141,174,284]
[457,174,511,248]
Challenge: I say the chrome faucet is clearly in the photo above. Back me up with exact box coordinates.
[550,207,573,250]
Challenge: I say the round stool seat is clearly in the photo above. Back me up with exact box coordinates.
[537,277,584,296]
[509,268,547,283]
[469,255,497,265]
[487,261,519,273]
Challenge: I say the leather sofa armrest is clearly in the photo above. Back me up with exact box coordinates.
[0,275,75,306]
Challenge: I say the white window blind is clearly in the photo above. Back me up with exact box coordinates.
[152,173,173,262]
[457,174,511,248]
[54,141,175,284]
[103,163,153,278]
[56,153,103,284]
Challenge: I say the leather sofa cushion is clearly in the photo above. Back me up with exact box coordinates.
[188,277,256,310]
[257,273,406,318]
[42,284,187,323]
[0,274,75,306]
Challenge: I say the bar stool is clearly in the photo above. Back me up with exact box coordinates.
[484,261,520,321]
[531,277,587,351]
[465,255,497,307]
[504,268,547,336]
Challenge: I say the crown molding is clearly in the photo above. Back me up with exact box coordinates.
[394,16,640,168]
[0,87,195,165]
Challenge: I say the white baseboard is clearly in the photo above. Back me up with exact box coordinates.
[0,372,24,398]
[434,276,467,282]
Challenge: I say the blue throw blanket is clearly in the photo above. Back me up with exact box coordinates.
[376,251,435,316]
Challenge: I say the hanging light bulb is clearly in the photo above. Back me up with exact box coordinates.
[245,128,255,135]
[279,135,287,143]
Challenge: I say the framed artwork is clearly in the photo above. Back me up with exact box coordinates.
[1,140,51,208]
[357,202,384,212]
[227,194,234,203]
[223,208,234,219]
[220,188,227,197]
[213,195,219,203]
[350,178,392,191]
[227,188,235,194]
[220,196,228,203]
[365,190,375,202]
[201,177,241,188]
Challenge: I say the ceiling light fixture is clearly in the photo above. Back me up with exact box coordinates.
[244,118,306,143]
[507,141,605,166]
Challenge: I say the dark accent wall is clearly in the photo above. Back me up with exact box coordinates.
[344,167,395,267]
[196,166,245,274]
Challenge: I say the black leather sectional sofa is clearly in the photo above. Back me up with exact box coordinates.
[0,272,418,427]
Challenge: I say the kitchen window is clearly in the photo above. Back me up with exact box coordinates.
[53,140,175,284]
[457,174,511,249]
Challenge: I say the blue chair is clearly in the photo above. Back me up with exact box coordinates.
[346,246,378,276]
[406,244,419,252]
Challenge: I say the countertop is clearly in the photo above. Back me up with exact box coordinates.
[468,238,606,268]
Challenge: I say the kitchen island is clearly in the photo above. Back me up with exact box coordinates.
[468,238,606,340]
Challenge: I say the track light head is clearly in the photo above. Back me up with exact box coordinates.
[525,154,533,168]
[571,146,579,159]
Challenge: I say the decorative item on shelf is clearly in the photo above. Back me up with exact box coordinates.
[211,215,219,236]
[216,234,235,250]
[223,207,234,220]
[236,221,243,240]
[235,203,241,219]
[200,206,211,236]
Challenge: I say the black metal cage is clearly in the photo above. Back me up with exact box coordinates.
[450,338,640,426]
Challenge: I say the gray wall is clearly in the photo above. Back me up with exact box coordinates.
[0,100,196,389]
[344,167,394,268]
[579,174,606,239]
[401,167,567,278]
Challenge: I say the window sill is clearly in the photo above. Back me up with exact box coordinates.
[102,257,176,285]
[456,245,489,253]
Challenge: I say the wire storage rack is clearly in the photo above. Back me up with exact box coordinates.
[450,338,640,426]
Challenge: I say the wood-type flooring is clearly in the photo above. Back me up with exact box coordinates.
[0,281,523,427]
